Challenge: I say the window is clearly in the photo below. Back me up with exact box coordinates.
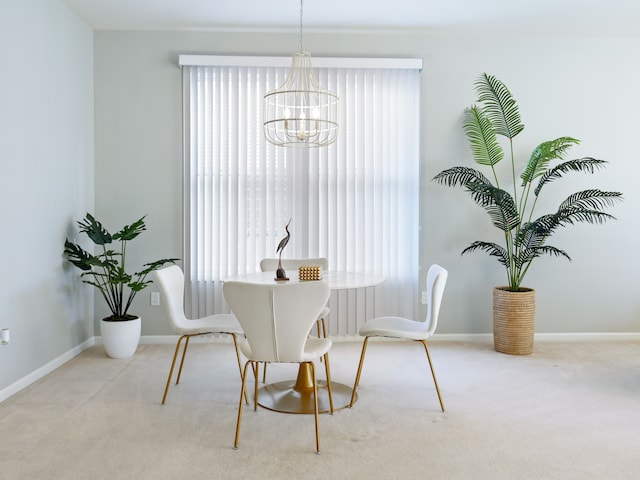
[181,55,421,335]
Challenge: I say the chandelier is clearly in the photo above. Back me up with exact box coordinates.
[263,0,339,148]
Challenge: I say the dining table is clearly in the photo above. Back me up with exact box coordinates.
[224,269,384,414]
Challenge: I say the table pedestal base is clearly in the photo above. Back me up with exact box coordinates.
[257,363,356,414]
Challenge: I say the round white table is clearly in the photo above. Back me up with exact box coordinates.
[224,270,384,414]
[225,270,383,288]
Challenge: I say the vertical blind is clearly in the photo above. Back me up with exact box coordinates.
[181,56,421,335]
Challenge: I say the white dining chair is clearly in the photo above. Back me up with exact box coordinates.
[155,265,244,405]
[350,264,448,412]
[259,257,330,381]
[260,257,330,336]
[223,280,333,453]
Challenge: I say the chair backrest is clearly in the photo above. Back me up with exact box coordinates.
[223,281,330,363]
[425,264,448,336]
[260,257,329,273]
[154,265,190,330]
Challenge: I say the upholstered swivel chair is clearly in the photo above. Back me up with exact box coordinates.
[223,280,333,453]
[350,264,448,412]
[155,265,244,405]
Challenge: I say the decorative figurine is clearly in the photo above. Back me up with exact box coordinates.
[275,219,291,281]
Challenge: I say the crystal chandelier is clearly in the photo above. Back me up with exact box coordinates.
[263,0,339,148]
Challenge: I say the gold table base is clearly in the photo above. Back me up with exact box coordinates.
[257,363,356,414]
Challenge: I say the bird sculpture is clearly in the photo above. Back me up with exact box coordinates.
[275,219,291,280]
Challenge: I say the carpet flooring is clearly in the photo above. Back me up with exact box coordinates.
[1,339,639,479]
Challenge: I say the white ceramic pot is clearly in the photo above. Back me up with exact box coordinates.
[100,316,141,359]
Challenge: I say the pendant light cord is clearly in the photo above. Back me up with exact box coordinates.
[299,0,304,52]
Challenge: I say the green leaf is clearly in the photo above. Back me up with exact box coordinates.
[432,166,492,188]
[465,182,520,232]
[77,213,112,245]
[113,216,147,242]
[63,239,95,271]
[534,158,608,196]
[521,137,580,186]
[137,258,179,277]
[128,280,151,292]
[555,190,623,225]
[462,241,510,268]
[474,73,524,139]
[463,106,504,167]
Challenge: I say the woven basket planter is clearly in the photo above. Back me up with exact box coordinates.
[493,287,535,355]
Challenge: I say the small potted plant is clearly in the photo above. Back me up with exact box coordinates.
[433,73,622,354]
[64,213,178,358]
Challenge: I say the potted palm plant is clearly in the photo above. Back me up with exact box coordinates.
[433,73,622,355]
[64,213,178,358]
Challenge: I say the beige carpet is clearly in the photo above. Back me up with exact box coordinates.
[1,339,638,480]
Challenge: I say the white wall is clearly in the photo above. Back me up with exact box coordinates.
[93,27,639,337]
[0,0,94,395]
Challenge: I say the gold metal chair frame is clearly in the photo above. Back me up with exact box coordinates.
[235,354,334,454]
[161,332,244,405]
[349,336,445,412]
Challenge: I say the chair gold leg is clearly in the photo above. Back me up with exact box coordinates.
[310,362,320,454]
[317,318,327,362]
[175,336,191,385]
[323,353,334,414]
[253,362,260,411]
[231,334,249,405]
[262,362,267,383]
[234,360,251,449]
[161,335,188,405]
[350,336,370,407]
[230,333,243,378]
[420,340,445,412]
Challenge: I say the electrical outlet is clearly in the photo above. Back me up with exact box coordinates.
[151,292,160,306]
[420,291,428,304]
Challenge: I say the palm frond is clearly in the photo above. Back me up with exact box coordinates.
[463,106,504,167]
[474,73,524,139]
[521,137,580,185]
[515,222,546,251]
[557,190,623,221]
[516,245,571,266]
[432,166,492,188]
[534,158,608,196]
[560,209,617,225]
[466,182,520,232]
[462,241,510,268]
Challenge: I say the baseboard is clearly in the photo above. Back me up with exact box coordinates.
[138,332,640,344]
[532,332,640,341]
[432,332,640,342]
[0,338,95,403]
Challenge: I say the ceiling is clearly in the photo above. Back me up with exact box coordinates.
[62,0,640,33]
